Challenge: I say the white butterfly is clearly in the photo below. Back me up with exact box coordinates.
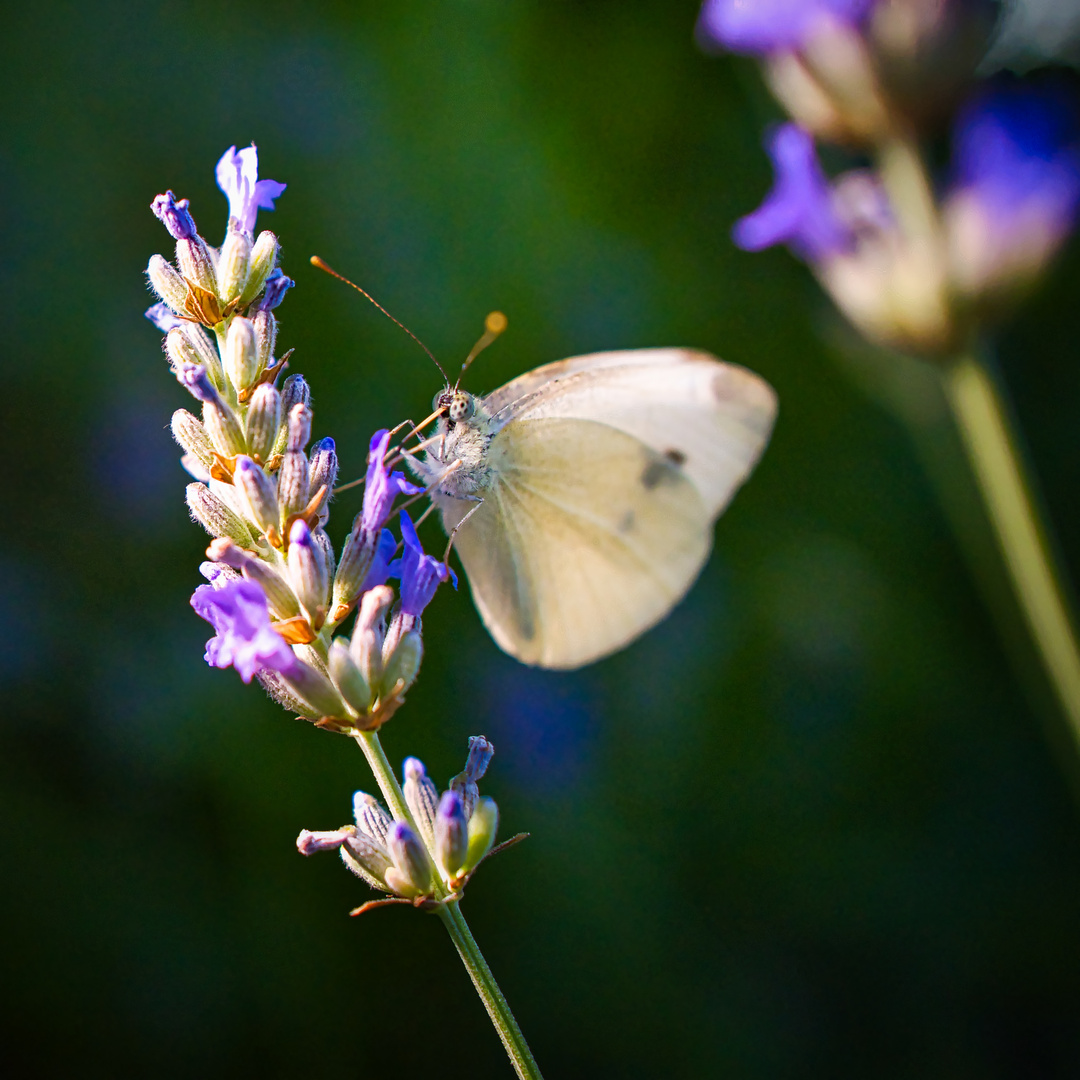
[408,348,777,670]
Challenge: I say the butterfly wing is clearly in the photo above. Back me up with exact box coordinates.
[436,348,777,668]
[481,349,777,518]
[437,416,712,668]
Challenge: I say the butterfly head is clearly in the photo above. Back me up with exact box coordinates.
[433,388,477,424]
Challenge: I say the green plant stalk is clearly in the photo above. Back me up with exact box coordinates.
[942,353,1080,749]
[352,730,544,1080]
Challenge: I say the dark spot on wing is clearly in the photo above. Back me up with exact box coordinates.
[640,447,686,490]
[618,510,635,534]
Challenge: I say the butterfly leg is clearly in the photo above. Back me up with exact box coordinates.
[443,495,484,562]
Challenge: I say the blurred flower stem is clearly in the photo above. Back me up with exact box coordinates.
[353,730,543,1080]
[942,351,1080,749]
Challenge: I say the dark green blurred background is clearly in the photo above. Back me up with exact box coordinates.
[5,2,1080,1077]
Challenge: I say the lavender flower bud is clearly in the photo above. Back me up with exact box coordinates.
[328,638,373,713]
[206,537,300,620]
[252,269,294,313]
[312,527,336,589]
[241,230,281,305]
[435,790,469,881]
[450,735,495,821]
[382,627,423,698]
[286,402,312,452]
[382,608,418,665]
[186,482,255,545]
[274,375,310,456]
[348,584,393,693]
[384,821,433,898]
[277,451,309,523]
[171,409,216,476]
[217,226,251,304]
[341,829,393,891]
[201,401,246,458]
[151,191,197,240]
[223,316,260,395]
[176,235,219,298]
[463,797,499,874]
[170,322,224,386]
[308,437,338,526]
[277,405,312,520]
[244,383,281,463]
[353,791,393,846]
[332,526,380,616]
[233,456,280,536]
[252,309,278,373]
[146,254,189,315]
[287,519,329,628]
[403,757,439,848]
[278,657,348,720]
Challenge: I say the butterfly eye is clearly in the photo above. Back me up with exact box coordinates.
[449,393,475,422]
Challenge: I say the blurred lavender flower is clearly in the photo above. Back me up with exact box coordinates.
[697,0,873,55]
[733,123,852,260]
[945,80,1080,296]
[191,577,300,683]
[216,145,287,235]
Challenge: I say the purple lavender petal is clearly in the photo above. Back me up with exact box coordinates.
[190,578,300,683]
[252,268,295,312]
[151,190,198,240]
[395,510,456,617]
[358,528,397,594]
[145,302,186,333]
[733,124,852,262]
[951,81,1080,249]
[215,145,287,234]
[361,429,423,533]
[697,0,874,55]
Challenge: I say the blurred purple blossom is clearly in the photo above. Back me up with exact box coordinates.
[697,0,874,55]
[191,577,300,683]
[215,145,287,234]
[734,124,852,261]
[951,81,1080,252]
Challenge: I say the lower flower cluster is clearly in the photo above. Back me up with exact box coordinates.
[297,737,503,908]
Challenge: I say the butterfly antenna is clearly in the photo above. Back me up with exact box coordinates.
[455,311,507,390]
[310,256,451,383]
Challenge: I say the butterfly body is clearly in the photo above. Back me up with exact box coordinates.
[409,348,776,670]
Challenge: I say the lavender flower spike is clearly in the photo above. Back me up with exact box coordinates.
[697,0,874,55]
[362,429,422,533]
[191,576,300,683]
[733,123,852,262]
[393,510,456,617]
[151,190,198,240]
[215,145,287,235]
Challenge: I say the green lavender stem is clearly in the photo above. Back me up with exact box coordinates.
[942,351,1080,749]
[352,730,544,1080]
